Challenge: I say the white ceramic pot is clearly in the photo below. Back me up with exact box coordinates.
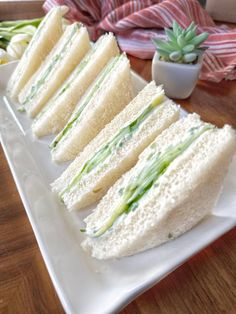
[152,51,203,99]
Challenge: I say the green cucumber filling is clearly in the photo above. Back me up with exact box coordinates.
[50,54,122,149]
[52,39,100,99]
[34,36,105,122]
[23,23,80,106]
[84,123,214,238]
[59,92,164,199]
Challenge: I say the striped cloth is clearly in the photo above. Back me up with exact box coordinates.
[43,0,236,82]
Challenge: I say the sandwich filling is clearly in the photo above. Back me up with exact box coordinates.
[83,123,214,238]
[22,23,81,108]
[50,54,125,150]
[59,91,165,200]
[33,34,107,122]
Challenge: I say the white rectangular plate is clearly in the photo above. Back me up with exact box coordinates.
[0,62,236,314]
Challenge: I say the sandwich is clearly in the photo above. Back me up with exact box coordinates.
[52,81,180,210]
[18,22,91,118]
[50,53,134,163]
[32,33,119,137]
[7,6,65,101]
[81,113,236,259]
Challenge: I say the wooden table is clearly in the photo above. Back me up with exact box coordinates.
[0,54,236,313]
[0,0,44,20]
[0,2,236,310]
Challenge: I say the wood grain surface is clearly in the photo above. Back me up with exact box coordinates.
[0,8,236,312]
[0,1,44,20]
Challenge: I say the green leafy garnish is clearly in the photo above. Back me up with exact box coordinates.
[17,106,26,112]
[0,17,42,50]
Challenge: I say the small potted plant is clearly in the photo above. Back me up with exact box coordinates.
[152,21,208,99]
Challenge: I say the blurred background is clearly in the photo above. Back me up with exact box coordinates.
[0,0,207,20]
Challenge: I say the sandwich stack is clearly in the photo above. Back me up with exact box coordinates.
[6,6,235,261]
[32,33,120,136]
[18,22,91,117]
[52,81,180,210]
[81,114,236,259]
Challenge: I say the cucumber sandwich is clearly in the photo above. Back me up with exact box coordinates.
[18,22,91,118]
[7,6,65,100]
[52,81,179,210]
[81,114,236,259]
[32,33,119,137]
[50,53,134,163]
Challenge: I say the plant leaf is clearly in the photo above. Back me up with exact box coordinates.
[0,39,8,49]
[152,38,176,52]
[170,51,182,61]
[164,28,177,44]
[156,48,170,59]
[189,32,209,47]
[183,52,198,63]
[173,20,182,37]
[186,21,195,33]
[177,34,186,48]
[184,27,197,41]
[183,44,194,53]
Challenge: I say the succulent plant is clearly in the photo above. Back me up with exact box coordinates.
[152,21,209,64]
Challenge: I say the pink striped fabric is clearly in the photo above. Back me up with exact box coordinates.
[43,0,236,82]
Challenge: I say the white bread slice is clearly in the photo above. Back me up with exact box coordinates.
[82,114,236,259]
[7,7,64,101]
[32,33,119,136]
[18,23,90,118]
[50,53,133,163]
[52,82,179,210]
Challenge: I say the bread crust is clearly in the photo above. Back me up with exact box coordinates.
[51,55,133,163]
[7,7,63,100]
[18,25,91,118]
